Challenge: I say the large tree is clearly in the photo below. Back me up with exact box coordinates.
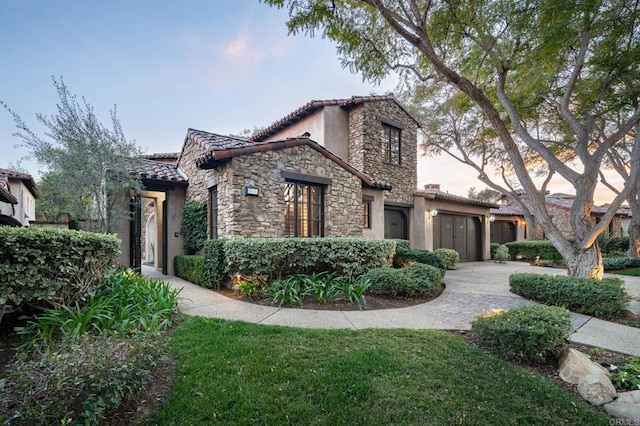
[2,77,142,233]
[264,0,640,278]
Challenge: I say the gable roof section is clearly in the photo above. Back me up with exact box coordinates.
[416,188,499,208]
[134,158,187,185]
[140,152,180,162]
[0,168,38,199]
[192,130,391,190]
[0,174,17,204]
[251,94,421,142]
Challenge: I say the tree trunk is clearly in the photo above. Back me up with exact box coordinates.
[564,244,604,279]
[628,216,640,258]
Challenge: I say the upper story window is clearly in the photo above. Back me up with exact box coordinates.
[284,181,323,237]
[381,122,401,165]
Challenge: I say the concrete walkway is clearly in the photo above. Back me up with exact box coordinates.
[143,262,640,357]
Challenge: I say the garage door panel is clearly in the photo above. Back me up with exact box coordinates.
[435,213,480,262]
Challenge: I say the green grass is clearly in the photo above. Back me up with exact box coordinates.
[149,318,610,425]
[612,267,640,276]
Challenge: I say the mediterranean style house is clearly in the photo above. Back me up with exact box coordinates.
[0,168,38,227]
[490,191,629,244]
[117,95,497,274]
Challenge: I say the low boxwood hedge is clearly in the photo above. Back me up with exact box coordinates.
[509,273,627,317]
[0,227,120,308]
[472,305,571,363]
[364,263,444,298]
[434,248,459,269]
[505,241,563,262]
[174,255,206,287]
[393,247,446,271]
[603,257,640,271]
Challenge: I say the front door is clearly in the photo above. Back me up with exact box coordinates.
[384,208,408,240]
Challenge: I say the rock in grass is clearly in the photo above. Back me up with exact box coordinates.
[559,349,610,385]
[577,373,617,406]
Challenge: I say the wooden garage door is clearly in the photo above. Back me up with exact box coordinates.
[490,221,516,244]
[434,214,481,262]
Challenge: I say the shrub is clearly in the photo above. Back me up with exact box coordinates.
[505,240,563,262]
[0,227,120,308]
[222,238,396,281]
[603,256,640,271]
[471,305,571,363]
[0,334,163,425]
[597,234,629,256]
[202,239,227,289]
[494,244,511,263]
[181,201,207,255]
[509,273,627,317]
[610,358,640,391]
[175,255,206,286]
[22,271,181,345]
[435,248,459,269]
[364,263,443,298]
[490,243,500,259]
[393,247,446,271]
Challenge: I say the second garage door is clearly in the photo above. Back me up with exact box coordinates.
[434,214,481,262]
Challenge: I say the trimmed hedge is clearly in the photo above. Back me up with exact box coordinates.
[509,273,627,317]
[0,227,120,308]
[505,240,563,262]
[603,257,640,271]
[490,243,500,259]
[393,247,446,271]
[435,248,459,269]
[472,305,572,363]
[181,201,207,255]
[203,238,396,286]
[174,255,206,287]
[364,263,444,297]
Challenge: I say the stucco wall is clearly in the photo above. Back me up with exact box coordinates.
[362,187,385,239]
[0,180,36,226]
[213,145,364,238]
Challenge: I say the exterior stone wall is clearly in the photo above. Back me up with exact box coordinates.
[177,139,216,204]
[216,145,363,238]
[348,101,417,204]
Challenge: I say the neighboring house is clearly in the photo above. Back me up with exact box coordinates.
[116,95,497,273]
[0,168,38,227]
[490,191,628,243]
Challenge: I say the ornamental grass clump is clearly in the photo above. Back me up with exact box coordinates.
[472,305,572,363]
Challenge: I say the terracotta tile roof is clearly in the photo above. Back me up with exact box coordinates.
[416,188,499,208]
[490,205,523,216]
[251,94,421,142]
[0,167,38,198]
[140,152,180,161]
[134,158,187,185]
[188,129,255,150]
[0,174,17,204]
[193,132,391,190]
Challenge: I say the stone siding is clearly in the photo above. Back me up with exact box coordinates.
[177,139,215,204]
[217,145,363,238]
[348,101,417,204]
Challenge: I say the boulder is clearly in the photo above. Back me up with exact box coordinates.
[577,373,617,406]
[604,390,640,423]
[558,349,610,385]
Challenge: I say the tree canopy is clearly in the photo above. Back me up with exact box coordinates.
[264,0,640,277]
[2,77,142,233]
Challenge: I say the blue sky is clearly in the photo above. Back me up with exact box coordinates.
[0,1,619,202]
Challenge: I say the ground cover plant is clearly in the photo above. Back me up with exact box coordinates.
[149,318,610,425]
[0,271,180,425]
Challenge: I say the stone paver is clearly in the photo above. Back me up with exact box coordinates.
[143,261,640,357]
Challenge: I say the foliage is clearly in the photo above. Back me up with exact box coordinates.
[472,305,571,363]
[364,263,443,298]
[2,76,142,233]
[0,334,163,425]
[150,317,610,425]
[232,276,265,298]
[174,255,206,286]
[509,273,627,317]
[338,275,371,310]
[434,248,459,269]
[494,244,511,263]
[34,170,73,221]
[0,227,120,309]
[506,240,563,262]
[393,246,446,270]
[222,237,396,281]
[180,201,207,255]
[603,256,640,271]
[21,270,180,346]
[301,272,342,303]
[612,267,640,277]
[468,187,500,203]
[490,243,500,259]
[202,239,227,289]
[610,358,640,391]
[266,275,306,306]
[263,0,640,278]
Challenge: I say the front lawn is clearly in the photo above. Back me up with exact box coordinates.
[611,267,640,277]
[150,318,610,425]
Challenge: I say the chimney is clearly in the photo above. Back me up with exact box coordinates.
[424,183,441,191]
